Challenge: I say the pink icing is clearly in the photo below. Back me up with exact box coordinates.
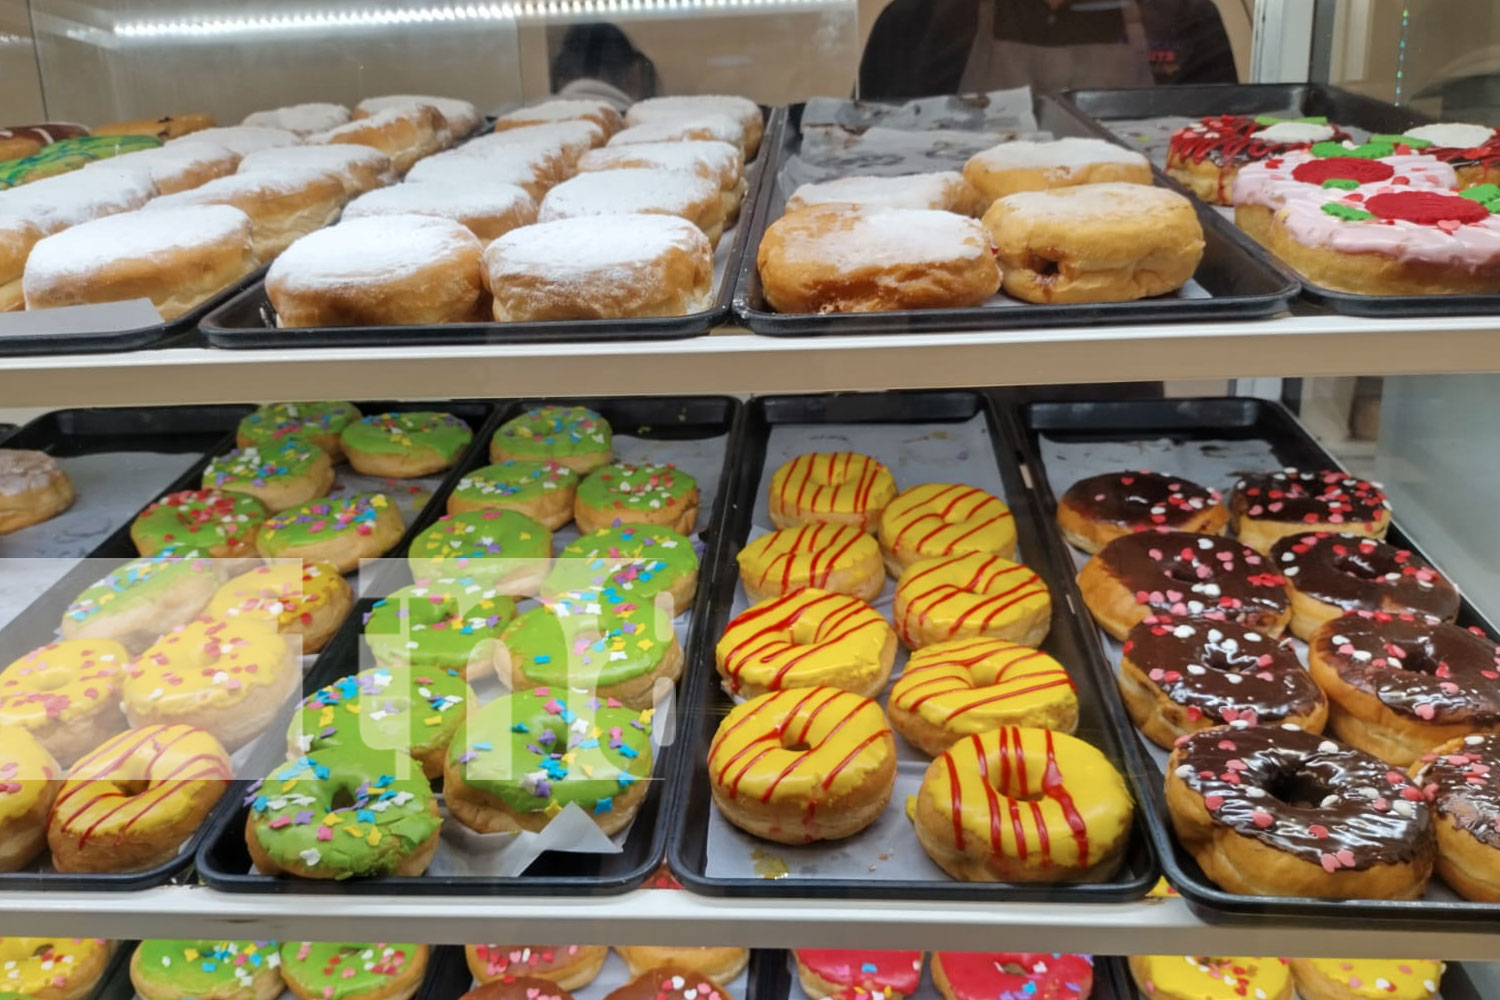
[1234,149,1456,211]
[1276,182,1500,266]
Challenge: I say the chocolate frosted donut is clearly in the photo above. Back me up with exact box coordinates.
[1165,724,1434,898]
[1056,470,1227,554]
[463,977,575,1000]
[1231,469,1390,554]
[1309,611,1500,766]
[1077,530,1290,641]
[1273,532,1459,640]
[1119,616,1326,747]
[1410,733,1500,901]
[604,968,729,1000]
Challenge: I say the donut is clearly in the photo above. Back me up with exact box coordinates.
[466,946,608,990]
[167,125,297,156]
[1077,530,1291,641]
[1291,960,1442,1000]
[889,638,1077,756]
[0,728,61,871]
[245,745,442,878]
[1119,617,1326,748]
[1405,122,1500,187]
[202,441,335,513]
[1167,114,1349,204]
[577,141,744,225]
[355,95,480,143]
[1127,956,1292,1000]
[933,952,1093,1000]
[574,462,699,535]
[97,140,239,195]
[879,484,1015,576]
[611,115,747,158]
[310,105,445,174]
[463,978,572,1000]
[757,205,999,313]
[207,560,353,655]
[448,461,579,528]
[495,99,622,136]
[1,135,162,186]
[893,552,1051,649]
[291,666,471,779]
[407,146,564,201]
[715,588,896,699]
[912,727,1134,882]
[794,951,923,1000]
[99,112,214,139]
[963,137,1152,204]
[130,941,282,1000]
[343,181,537,243]
[1164,724,1434,897]
[1231,470,1390,555]
[625,95,763,157]
[768,453,897,533]
[0,216,41,311]
[243,101,351,136]
[603,969,732,1000]
[1410,733,1500,901]
[708,686,895,843]
[407,510,552,594]
[1308,610,1500,765]
[60,556,222,654]
[736,524,884,603]
[363,579,517,680]
[1273,532,1458,639]
[491,406,612,474]
[256,493,405,574]
[0,639,128,766]
[0,938,109,1000]
[237,401,362,461]
[497,589,682,709]
[544,524,699,615]
[48,724,231,873]
[616,949,748,983]
[443,687,654,835]
[132,489,267,560]
[279,943,427,1000]
[1,166,155,232]
[788,172,979,215]
[143,168,347,265]
[1056,471,1227,554]
[238,144,397,196]
[482,119,610,171]
[540,168,725,245]
[340,412,473,479]
[123,616,299,750]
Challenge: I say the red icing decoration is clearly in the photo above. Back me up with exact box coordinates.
[936,953,1094,1000]
[796,951,923,996]
[1290,157,1394,186]
[1366,190,1488,226]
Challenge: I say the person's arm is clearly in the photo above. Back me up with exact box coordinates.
[858,0,976,100]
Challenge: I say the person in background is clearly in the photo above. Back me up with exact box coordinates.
[548,23,659,110]
[858,0,1237,99]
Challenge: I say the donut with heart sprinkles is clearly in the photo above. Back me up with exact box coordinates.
[1056,470,1226,554]
[1230,469,1390,555]
[1272,531,1459,640]
[1409,732,1500,901]
[933,952,1092,1000]
[462,975,575,1000]
[603,968,727,1000]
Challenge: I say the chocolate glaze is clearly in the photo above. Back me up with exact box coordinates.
[1167,115,1351,169]
[1231,470,1388,527]
[463,978,575,1000]
[1171,725,1433,870]
[1273,532,1459,620]
[1312,611,1500,726]
[1061,470,1221,530]
[1095,529,1289,627]
[605,968,728,1000]
[1124,616,1322,725]
[1413,733,1500,850]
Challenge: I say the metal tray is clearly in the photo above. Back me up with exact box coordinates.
[732,96,1298,336]
[1007,393,1500,927]
[666,389,1159,899]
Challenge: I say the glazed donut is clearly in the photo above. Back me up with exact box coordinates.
[237,401,362,461]
[292,666,471,779]
[448,461,578,528]
[1272,532,1458,640]
[889,638,1077,755]
[893,552,1051,649]
[0,639,128,766]
[0,938,110,1000]
[1288,959,1443,1000]
[0,728,61,871]
[1128,956,1292,1000]
[363,579,517,680]
[603,968,732,1000]
[1119,617,1326,749]
[879,484,1015,576]
[61,556,222,654]
[202,441,335,513]
[0,450,73,533]
[443,687,654,835]
[1056,470,1227,554]
[407,510,552,595]
[768,452,897,533]
[616,949,748,983]
[123,616,299,750]
[539,168,724,246]
[48,724,231,873]
[1164,724,1434,898]
[340,411,473,479]
[238,144,397,195]
[707,686,895,843]
[207,560,354,655]
[280,943,428,1000]
[256,493,405,574]
[464,977,573,1000]
[963,137,1152,203]
[310,105,445,174]
[1166,114,1348,205]
[343,181,537,244]
[466,946,608,990]
[545,524,699,615]
[132,489,267,560]
[246,745,442,878]
[715,588,896,699]
[130,941,283,1000]
[491,406,612,474]
[794,951,922,1000]
[912,727,1134,882]
[1230,470,1390,555]
[574,462,699,535]
[736,524,884,603]
[1410,733,1500,901]
[1308,610,1500,765]
[625,94,763,158]
[495,98,622,136]
[143,168,347,265]
[1077,530,1291,641]
[933,952,1093,1000]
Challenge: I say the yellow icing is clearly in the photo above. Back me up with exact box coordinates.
[890,638,1076,738]
[1135,957,1289,1000]
[0,939,108,995]
[123,617,292,713]
[1147,876,1178,898]
[0,728,59,822]
[768,453,897,531]
[879,483,1016,565]
[1303,960,1443,1000]
[208,561,347,632]
[894,553,1050,645]
[715,589,894,695]
[0,639,127,728]
[737,524,880,597]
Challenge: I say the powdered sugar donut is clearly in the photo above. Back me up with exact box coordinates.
[1,167,156,234]
[963,136,1151,204]
[406,145,565,201]
[495,98,622,137]
[0,449,72,533]
[610,114,747,158]
[171,125,299,157]
[578,140,745,223]
[344,181,536,243]
[539,167,724,245]
[313,105,444,173]
[94,140,239,195]
[143,167,347,264]
[788,171,981,215]
[355,94,480,143]
[0,215,41,310]
[476,120,607,170]
[625,94,763,158]
[238,144,397,195]
[243,102,351,137]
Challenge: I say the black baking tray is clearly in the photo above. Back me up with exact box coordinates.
[1007,393,1500,927]
[667,389,1158,899]
[732,96,1298,336]
[86,941,136,1000]
[199,109,781,349]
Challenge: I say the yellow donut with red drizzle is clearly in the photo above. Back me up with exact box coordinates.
[707,686,895,844]
[933,952,1093,1000]
[0,638,127,766]
[1128,956,1292,1000]
[208,561,353,656]
[1231,470,1390,555]
[1289,958,1443,1000]
[894,552,1051,650]
[1410,733,1500,902]
[736,524,884,603]
[912,726,1133,882]
[768,452,897,534]
[0,728,61,872]
[715,588,896,699]
[890,638,1077,755]
[879,484,1015,576]
[794,951,923,1000]
[0,938,111,1000]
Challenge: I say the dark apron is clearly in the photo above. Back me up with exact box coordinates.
[958,0,1154,93]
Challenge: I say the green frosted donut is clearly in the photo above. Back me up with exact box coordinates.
[340,412,472,462]
[203,440,328,493]
[407,510,551,587]
[576,462,697,522]
[62,556,216,629]
[278,943,424,1000]
[289,666,472,772]
[363,578,517,674]
[131,940,280,998]
[545,524,698,608]
[238,401,361,451]
[501,589,677,691]
[0,134,162,187]
[258,493,396,552]
[451,461,578,508]
[131,488,267,557]
[491,406,611,467]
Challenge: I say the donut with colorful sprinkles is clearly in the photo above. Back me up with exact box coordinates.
[340,411,473,479]
[490,406,612,474]
[363,578,517,680]
[289,666,472,779]
[933,952,1093,1000]
[279,943,428,1000]
[794,950,923,1000]
[574,461,699,535]
[256,493,404,574]
[237,401,362,461]
[465,945,608,991]
[130,940,282,1000]
[202,441,334,513]
[131,489,267,560]
[406,509,552,594]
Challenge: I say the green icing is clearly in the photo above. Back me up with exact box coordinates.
[501,589,676,688]
[133,941,280,995]
[1321,177,1360,190]
[340,412,471,459]
[492,406,611,461]
[545,524,698,606]
[239,402,361,449]
[363,578,517,672]
[448,688,651,817]
[407,510,551,583]
[576,462,697,519]
[0,135,162,187]
[278,943,422,1000]
[247,747,440,878]
[452,460,578,508]
[64,556,217,625]
[131,489,267,556]
[203,440,326,491]
[1461,183,1500,212]
[1378,133,1434,148]
[1254,114,1327,127]
[1322,202,1374,222]
[289,666,472,762]
[259,493,395,552]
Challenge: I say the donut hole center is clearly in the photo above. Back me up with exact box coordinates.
[1385,638,1442,675]
[31,669,74,692]
[329,787,357,811]
[1332,553,1384,581]
[115,778,149,797]
[781,737,814,754]
[1164,559,1203,585]
[1264,768,1333,809]
[1025,252,1062,282]
[1197,648,1242,674]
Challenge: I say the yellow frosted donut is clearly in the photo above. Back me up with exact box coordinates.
[879,483,1016,575]
[736,524,884,604]
[0,938,112,1000]
[1289,959,1443,1000]
[1129,957,1292,1000]
[708,686,896,844]
[889,638,1078,755]
[0,639,128,766]
[894,552,1052,649]
[207,560,353,655]
[0,728,61,872]
[913,726,1134,882]
[768,453,898,533]
[715,588,896,698]
[122,616,299,750]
